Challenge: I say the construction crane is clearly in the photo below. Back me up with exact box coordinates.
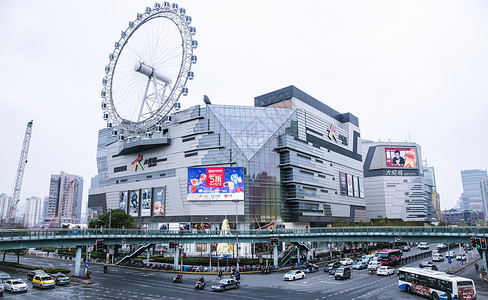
[1,121,33,226]
[48,179,75,228]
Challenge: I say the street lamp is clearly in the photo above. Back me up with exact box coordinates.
[232,199,239,270]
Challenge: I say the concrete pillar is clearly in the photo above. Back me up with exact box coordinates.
[483,250,487,273]
[273,245,278,267]
[146,247,150,267]
[74,246,82,276]
[174,247,180,270]
[306,250,309,263]
[297,247,300,264]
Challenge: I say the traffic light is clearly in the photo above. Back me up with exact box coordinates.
[481,238,487,250]
[169,241,176,249]
[96,239,104,251]
[270,238,279,246]
[472,237,477,248]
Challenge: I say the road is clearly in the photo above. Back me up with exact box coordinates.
[0,246,484,300]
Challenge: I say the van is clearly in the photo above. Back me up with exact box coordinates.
[334,266,351,280]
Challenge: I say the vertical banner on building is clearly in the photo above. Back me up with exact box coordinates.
[140,188,152,217]
[153,187,165,216]
[129,190,139,216]
[118,191,127,211]
[346,174,353,197]
[359,177,364,198]
[340,172,347,196]
[353,176,360,198]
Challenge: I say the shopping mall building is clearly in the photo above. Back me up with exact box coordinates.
[88,86,366,235]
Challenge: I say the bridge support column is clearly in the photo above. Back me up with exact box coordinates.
[483,249,487,274]
[273,245,278,267]
[174,247,180,271]
[74,246,82,276]
[297,247,300,264]
[146,247,150,267]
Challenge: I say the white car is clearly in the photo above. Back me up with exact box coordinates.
[432,254,444,262]
[436,243,447,249]
[456,253,467,261]
[283,270,305,281]
[446,251,456,258]
[368,261,380,271]
[340,258,354,265]
[376,266,395,276]
[432,249,440,255]
[4,279,28,293]
[418,242,430,250]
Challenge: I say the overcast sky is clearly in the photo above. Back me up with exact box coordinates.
[1,0,487,219]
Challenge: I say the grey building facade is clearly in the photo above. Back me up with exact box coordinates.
[88,86,366,229]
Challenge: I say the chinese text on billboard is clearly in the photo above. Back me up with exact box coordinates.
[187,167,244,200]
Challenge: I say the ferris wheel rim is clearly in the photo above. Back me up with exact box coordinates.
[101,4,196,135]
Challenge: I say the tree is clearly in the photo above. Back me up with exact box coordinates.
[88,209,134,229]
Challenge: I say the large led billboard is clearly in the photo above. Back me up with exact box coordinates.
[187,167,244,200]
[385,147,418,168]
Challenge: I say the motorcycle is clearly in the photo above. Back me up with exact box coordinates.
[103,265,108,274]
[368,268,376,275]
[195,281,205,290]
[173,274,183,283]
[231,273,241,281]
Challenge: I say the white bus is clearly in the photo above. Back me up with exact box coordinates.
[61,223,88,229]
[398,267,476,300]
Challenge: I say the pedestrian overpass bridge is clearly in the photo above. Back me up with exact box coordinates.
[0,226,485,251]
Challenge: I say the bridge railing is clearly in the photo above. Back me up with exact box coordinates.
[0,226,487,240]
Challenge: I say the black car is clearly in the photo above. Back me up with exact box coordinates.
[324,262,342,272]
[50,273,70,285]
[302,264,320,273]
[27,270,46,281]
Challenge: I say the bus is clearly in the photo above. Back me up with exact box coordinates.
[377,249,402,265]
[61,223,88,229]
[398,267,476,300]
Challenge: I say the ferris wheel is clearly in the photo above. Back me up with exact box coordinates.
[101,2,197,138]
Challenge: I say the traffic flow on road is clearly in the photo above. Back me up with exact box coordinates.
[0,243,483,300]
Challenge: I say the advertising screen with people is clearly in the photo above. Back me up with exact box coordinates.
[187,167,244,200]
[385,147,418,168]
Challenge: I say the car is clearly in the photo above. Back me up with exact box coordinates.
[27,270,46,281]
[0,271,11,283]
[368,261,380,271]
[445,251,456,258]
[334,267,351,280]
[456,253,467,261]
[50,273,70,285]
[283,270,305,281]
[436,243,447,249]
[301,264,320,273]
[376,266,395,276]
[419,262,438,270]
[418,242,430,250]
[464,244,473,251]
[432,254,444,262]
[4,279,28,293]
[352,261,368,270]
[211,278,239,291]
[402,245,411,252]
[324,262,343,272]
[329,266,340,275]
[340,258,354,265]
[32,275,55,289]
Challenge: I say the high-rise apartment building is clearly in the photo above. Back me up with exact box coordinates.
[423,160,440,220]
[0,193,12,220]
[45,172,84,225]
[24,196,44,228]
[460,169,487,212]
[481,179,488,221]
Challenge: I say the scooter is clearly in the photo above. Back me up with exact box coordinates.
[173,275,183,283]
[195,281,205,290]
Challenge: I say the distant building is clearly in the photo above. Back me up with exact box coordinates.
[45,172,84,225]
[24,196,44,228]
[460,169,487,212]
[441,208,484,226]
[423,160,441,220]
[361,140,438,222]
[0,193,12,220]
[481,179,488,221]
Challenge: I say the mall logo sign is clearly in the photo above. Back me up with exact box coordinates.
[327,124,348,146]
[132,155,144,171]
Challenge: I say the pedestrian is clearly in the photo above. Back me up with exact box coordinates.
[475,262,479,272]
[218,269,223,279]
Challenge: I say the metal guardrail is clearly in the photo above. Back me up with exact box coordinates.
[0,226,486,240]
